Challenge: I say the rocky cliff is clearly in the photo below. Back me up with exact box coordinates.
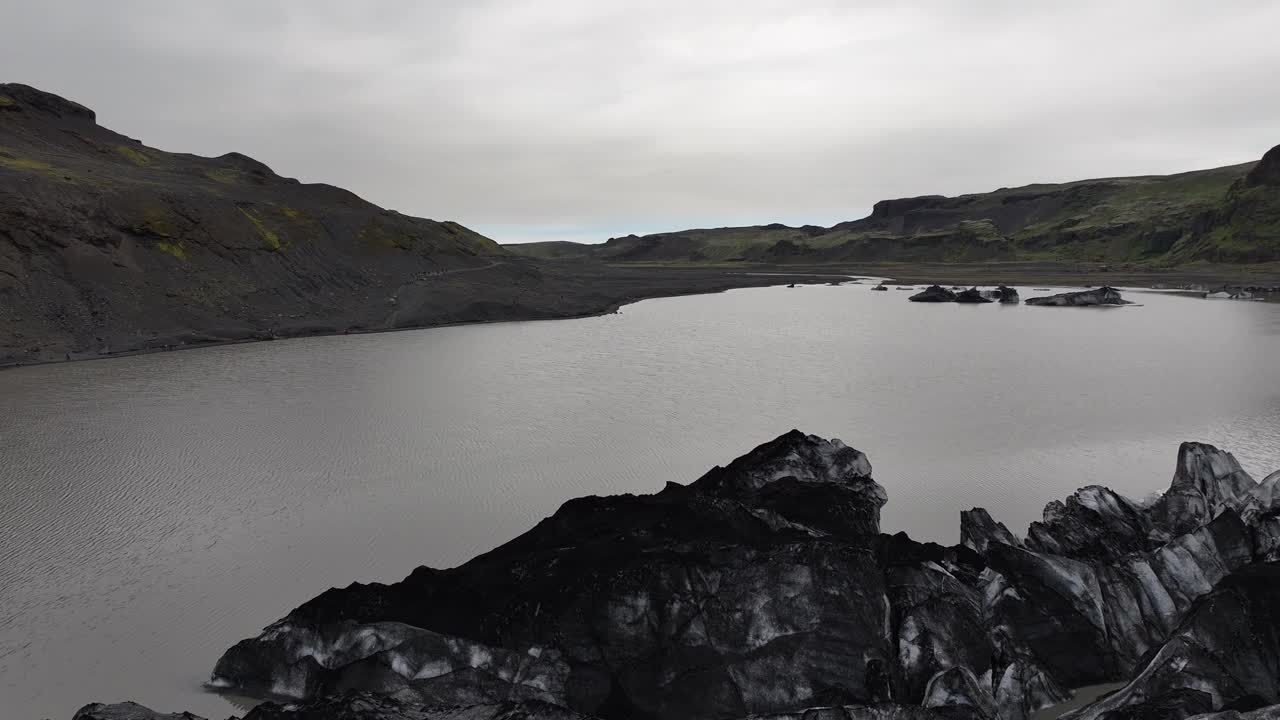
[69,431,1280,720]
[1174,144,1280,263]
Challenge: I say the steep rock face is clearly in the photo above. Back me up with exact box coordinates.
[1248,470,1280,510]
[991,659,1070,720]
[909,286,957,302]
[888,564,991,704]
[1067,563,1280,720]
[212,431,923,720]
[1024,287,1131,306]
[870,197,950,223]
[1150,442,1259,536]
[985,511,1254,689]
[1024,486,1154,560]
[1243,144,1280,188]
[922,667,997,719]
[1175,142,1280,264]
[961,441,1278,719]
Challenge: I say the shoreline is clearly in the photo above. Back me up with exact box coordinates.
[0,269,852,371]
[7,260,1278,371]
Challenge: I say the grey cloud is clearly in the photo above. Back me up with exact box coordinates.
[3,0,1277,243]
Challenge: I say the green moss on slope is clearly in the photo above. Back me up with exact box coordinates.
[157,241,187,260]
[238,207,283,251]
[114,145,151,166]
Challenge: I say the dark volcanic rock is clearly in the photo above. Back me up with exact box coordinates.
[995,286,1019,303]
[1024,287,1131,306]
[954,288,992,304]
[70,695,603,720]
[242,692,598,720]
[986,509,1254,689]
[1068,563,1280,720]
[922,667,997,719]
[212,431,917,719]
[196,432,1280,720]
[72,703,207,720]
[959,508,1021,554]
[888,563,991,703]
[909,285,957,302]
[748,705,986,720]
[1025,485,1155,560]
[991,659,1071,720]
[1189,706,1280,720]
[1091,688,1215,720]
[961,440,1277,718]
[1149,442,1260,537]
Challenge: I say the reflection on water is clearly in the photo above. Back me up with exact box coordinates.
[2,284,1279,719]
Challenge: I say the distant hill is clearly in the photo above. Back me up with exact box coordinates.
[508,149,1280,265]
[0,84,519,364]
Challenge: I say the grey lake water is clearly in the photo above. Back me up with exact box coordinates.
[3,282,1280,719]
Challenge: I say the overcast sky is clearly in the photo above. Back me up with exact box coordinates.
[4,1,1278,244]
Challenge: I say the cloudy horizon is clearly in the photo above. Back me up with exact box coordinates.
[5,1,1278,244]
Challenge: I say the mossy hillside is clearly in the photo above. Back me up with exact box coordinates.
[114,145,151,166]
[0,146,81,185]
[0,83,507,267]
[205,168,242,185]
[157,241,187,260]
[141,206,178,237]
[0,152,54,173]
[1,82,527,366]
[359,220,418,251]
[237,207,283,251]
[508,158,1272,265]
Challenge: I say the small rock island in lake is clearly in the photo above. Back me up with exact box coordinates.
[909,285,958,302]
[993,285,1020,303]
[909,285,1020,304]
[955,287,993,303]
[78,430,1280,720]
[1025,286,1131,306]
